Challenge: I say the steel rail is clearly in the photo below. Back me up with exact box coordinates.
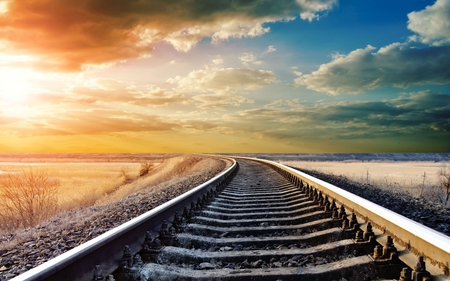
[10,157,237,281]
[249,157,450,280]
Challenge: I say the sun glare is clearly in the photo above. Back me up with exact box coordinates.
[0,1,9,14]
[0,68,34,105]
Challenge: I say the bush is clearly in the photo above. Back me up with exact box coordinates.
[438,164,450,206]
[120,167,133,184]
[139,162,153,177]
[0,168,60,229]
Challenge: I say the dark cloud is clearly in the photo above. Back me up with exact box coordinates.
[229,91,450,140]
[295,43,450,94]
[0,0,336,71]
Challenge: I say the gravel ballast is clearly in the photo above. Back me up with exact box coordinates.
[294,168,450,237]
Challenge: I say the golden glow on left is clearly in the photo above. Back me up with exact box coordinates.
[0,0,9,14]
[0,68,34,105]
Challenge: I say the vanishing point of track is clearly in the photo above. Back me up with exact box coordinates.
[10,157,450,281]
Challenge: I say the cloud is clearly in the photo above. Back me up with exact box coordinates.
[239,53,263,66]
[2,108,179,136]
[167,67,276,108]
[294,43,450,95]
[0,0,337,72]
[263,45,277,54]
[227,91,450,139]
[192,93,253,109]
[212,58,224,65]
[240,45,277,66]
[297,0,337,21]
[294,1,450,95]
[408,0,450,46]
[71,79,187,106]
[0,110,21,125]
[172,68,277,91]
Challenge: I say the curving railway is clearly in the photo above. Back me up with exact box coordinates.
[10,157,450,281]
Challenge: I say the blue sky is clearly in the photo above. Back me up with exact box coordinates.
[0,0,449,152]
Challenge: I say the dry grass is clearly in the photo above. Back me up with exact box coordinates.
[0,154,225,232]
[0,156,175,231]
[0,163,135,230]
[97,155,209,205]
[0,168,60,229]
[0,162,142,210]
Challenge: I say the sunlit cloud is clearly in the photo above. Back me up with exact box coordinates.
[169,68,277,91]
[408,0,450,46]
[2,109,179,136]
[167,67,277,108]
[0,0,337,72]
[192,93,253,109]
[212,58,224,66]
[0,110,21,125]
[68,79,187,107]
[239,53,263,66]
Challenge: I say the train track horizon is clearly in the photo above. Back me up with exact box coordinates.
[9,157,450,281]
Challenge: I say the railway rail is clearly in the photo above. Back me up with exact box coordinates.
[9,157,450,281]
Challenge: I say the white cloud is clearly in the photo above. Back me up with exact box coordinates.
[297,0,337,21]
[263,45,277,54]
[295,43,450,95]
[407,0,450,46]
[239,53,263,66]
[212,58,223,65]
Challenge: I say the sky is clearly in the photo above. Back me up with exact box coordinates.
[0,0,449,153]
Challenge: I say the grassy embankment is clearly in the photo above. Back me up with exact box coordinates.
[0,154,214,231]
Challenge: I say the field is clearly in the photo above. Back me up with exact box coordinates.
[280,160,450,205]
[0,154,222,230]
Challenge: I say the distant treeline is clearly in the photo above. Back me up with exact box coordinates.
[228,153,450,162]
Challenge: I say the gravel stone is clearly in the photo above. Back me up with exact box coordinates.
[294,168,450,237]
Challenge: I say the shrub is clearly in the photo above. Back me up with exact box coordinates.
[120,167,133,184]
[438,164,450,206]
[139,162,153,177]
[0,168,60,229]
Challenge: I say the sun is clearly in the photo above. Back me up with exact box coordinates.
[0,68,34,105]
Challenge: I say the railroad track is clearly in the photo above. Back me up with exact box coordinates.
[10,158,450,281]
